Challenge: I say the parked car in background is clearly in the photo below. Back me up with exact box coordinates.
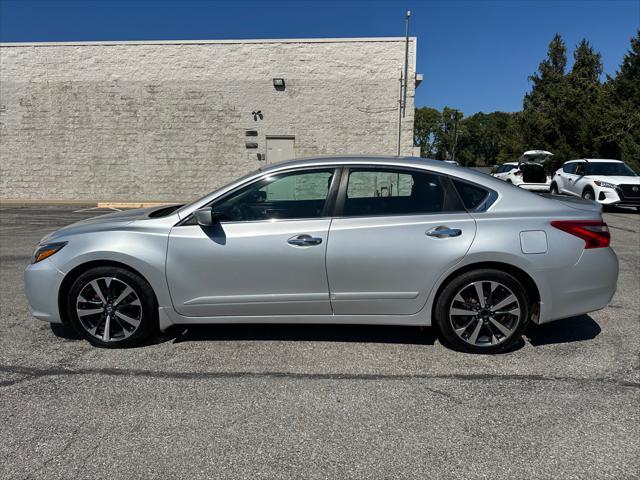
[25,156,618,354]
[491,150,552,191]
[551,159,640,210]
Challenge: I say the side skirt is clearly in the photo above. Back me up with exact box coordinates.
[157,306,430,331]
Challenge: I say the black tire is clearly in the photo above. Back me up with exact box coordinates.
[66,266,158,347]
[434,269,531,354]
[582,188,595,201]
[550,183,559,195]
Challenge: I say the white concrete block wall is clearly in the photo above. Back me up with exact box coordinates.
[0,38,417,202]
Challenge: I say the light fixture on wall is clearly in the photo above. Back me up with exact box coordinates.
[273,78,285,91]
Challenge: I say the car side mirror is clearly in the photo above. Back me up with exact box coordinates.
[194,208,226,226]
[194,208,214,226]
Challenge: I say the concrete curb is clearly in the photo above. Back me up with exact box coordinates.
[1,200,180,208]
[97,202,176,209]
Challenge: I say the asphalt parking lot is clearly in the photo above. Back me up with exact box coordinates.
[0,207,638,480]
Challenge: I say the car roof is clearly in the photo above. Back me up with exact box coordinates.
[259,155,463,173]
[564,159,623,164]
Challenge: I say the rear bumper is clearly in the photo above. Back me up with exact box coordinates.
[536,247,618,323]
[24,259,65,323]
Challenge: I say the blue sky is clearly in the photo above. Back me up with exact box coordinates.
[1,0,638,115]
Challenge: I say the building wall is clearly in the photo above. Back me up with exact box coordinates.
[0,38,417,202]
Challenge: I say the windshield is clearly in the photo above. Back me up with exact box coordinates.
[585,162,638,177]
[176,168,261,216]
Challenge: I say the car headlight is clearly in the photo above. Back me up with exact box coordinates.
[594,180,617,189]
[32,242,67,264]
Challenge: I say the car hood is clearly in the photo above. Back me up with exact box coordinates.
[588,175,640,185]
[40,207,162,243]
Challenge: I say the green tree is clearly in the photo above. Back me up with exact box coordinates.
[596,31,640,171]
[412,32,639,172]
[566,39,604,158]
[436,107,464,162]
[414,107,441,157]
[456,111,515,166]
[522,34,573,170]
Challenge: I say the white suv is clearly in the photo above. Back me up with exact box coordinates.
[491,162,551,191]
[551,159,640,209]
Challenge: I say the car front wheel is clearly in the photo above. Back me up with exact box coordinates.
[434,269,530,353]
[582,188,595,201]
[66,266,158,347]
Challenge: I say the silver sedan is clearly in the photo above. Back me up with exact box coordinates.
[25,156,618,353]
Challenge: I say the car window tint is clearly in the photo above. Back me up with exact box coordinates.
[563,163,576,174]
[585,162,638,176]
[452,180,489,210]
[213,170,334,221]
[343,169,450,216]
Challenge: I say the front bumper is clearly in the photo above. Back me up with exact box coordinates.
[537,247,618,323]
[596,187,640,206]
[24,259,66,323]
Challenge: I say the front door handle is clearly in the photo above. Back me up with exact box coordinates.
[426,226,462,238]
[288,234,323,246]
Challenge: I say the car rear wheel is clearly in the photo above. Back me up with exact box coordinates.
[434,269,530,353]
[550,183,559,195]
[66,266,158,347]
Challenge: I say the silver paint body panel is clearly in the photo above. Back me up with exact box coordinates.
[24,156,619,328]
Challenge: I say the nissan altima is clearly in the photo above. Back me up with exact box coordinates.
[25,156,618,353]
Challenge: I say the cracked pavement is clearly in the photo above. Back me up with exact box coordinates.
[1,207,639,479]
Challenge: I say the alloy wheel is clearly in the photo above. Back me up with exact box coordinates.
[448,280,521,348]
[75,277,142,342]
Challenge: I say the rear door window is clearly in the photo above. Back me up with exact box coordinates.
[452,180,490,210]
[563,163,577,174]
[340,168,459,217]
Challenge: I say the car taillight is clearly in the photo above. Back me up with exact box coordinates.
[550,220,610,249]
[514,170,522,176]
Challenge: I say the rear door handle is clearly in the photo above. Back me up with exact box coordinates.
[288,234,323,246]
[426,226,462,238]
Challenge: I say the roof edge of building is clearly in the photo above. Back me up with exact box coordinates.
[0,36,417,48]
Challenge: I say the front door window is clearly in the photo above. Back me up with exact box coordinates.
[213,169,335,222]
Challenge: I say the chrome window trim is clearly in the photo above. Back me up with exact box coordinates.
[176,165,342,226]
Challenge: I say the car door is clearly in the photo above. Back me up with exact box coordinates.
[494,165,510,180]
[325,166,477,316]
[557,162,575,194]
[572,162,593,196]
[564,162,585,196]
[166,167,339,317]
[502,165,518,182]
[492,165,505,179]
